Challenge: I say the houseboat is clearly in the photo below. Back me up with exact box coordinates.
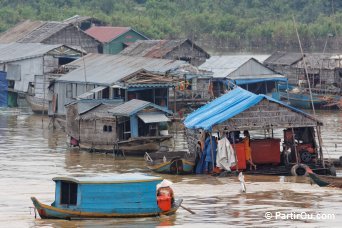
[265,52,342,110]
[31,174,182,219]
[65,99,173,155]
[184,87,336,176]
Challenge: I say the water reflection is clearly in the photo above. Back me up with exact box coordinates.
[0,108,341,227]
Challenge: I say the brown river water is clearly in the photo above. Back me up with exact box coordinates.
[0,108,341,227]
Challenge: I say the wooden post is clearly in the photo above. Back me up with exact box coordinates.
[232,132,239,171]
[209,132,215,172]
[291,128,299,164]
[316,126,325,168]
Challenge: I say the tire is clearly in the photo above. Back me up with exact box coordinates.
[300,150,311,163]
[291,163,309,176]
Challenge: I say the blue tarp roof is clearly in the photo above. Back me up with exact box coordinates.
[184,87,320,131]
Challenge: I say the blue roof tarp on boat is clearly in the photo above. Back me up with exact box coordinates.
[184,87,319,131]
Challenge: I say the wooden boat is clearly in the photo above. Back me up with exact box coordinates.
[144,147,196,174]
[277,90,341,109]
[25,95,49,114]
[306,167,342,188]
[31,174,182,219]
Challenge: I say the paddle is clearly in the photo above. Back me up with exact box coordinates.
[180,205,196,214]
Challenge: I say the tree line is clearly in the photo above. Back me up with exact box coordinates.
[0,0,341,53]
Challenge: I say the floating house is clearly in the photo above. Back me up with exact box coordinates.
[0,20,102,53]
[65,99,172,154]
[0,43,84,110]
[184,87,334,176]
[199,55,286,97]
[120,39,210,66]
[49,54,185,116]
[264,52,342,109]
[85,26,149,54]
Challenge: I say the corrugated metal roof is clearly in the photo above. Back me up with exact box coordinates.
[85,26,131,43]
[18,21,70,43]
[264,51,303,66]
[57,54,186,85]
[108,99,171,117]
[77,101,102,114]
[77,102,123,120]
[199,56,283,79]
[77,86,107,99]
[108,99,150,116]
[0,43,66,63]
[296,53,341,70]
[63,15,92,24]
[120,39,210,58]
[137,112,170,123]
[184,87,321,131]
[0,20,45,43]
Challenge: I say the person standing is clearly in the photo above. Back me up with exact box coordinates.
[242,130,256,170]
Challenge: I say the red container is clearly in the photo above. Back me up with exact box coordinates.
[250,138,280,165]
[231,143,246,170]
[157,195,171,211]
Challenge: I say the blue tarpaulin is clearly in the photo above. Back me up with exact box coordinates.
[0,71,7,107]
[184,87,318,131]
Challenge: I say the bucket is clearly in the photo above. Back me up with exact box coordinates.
[157,195,171,211]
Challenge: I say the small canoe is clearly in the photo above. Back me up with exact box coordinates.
[31,174,182,219]
[306,167,342,188]
[145,147,196,174]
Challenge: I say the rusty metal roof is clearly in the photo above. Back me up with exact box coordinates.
[0,20,72,43]
[18,21,70,43]
[120,39,210,58]
[0,20,45,43]
[57,54,186,85]
[85,26,131,43]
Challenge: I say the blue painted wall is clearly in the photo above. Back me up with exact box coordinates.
[54,180,161,214]
[0,71,7,107]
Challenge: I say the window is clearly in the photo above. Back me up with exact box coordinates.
[66,84,72,98]
[60,182,77,205]
[103,125,112,132]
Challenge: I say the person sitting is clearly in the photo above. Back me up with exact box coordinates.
[242,130,256,170]
[157,179,174,204]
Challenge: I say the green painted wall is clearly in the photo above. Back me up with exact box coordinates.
[103,30,148,55]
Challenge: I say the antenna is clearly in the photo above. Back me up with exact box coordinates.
[292,15,316,116]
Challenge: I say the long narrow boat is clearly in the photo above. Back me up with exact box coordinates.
[277,91,341,109]
[306,167,342,188]
[31,174,182,219]
[145,148,196,174]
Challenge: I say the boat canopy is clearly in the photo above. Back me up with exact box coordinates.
[184,87,321,131]
[53,173,162,184]
[137,112,170,123]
